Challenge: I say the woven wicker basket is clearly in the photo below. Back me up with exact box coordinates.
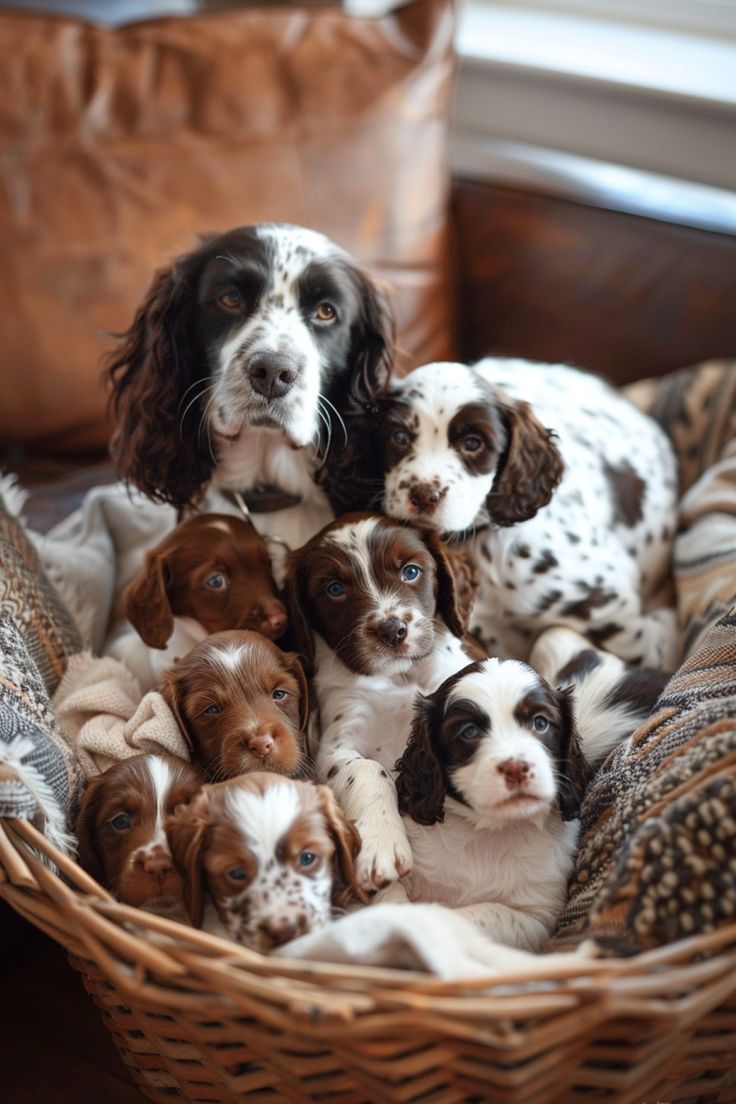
[2,812,736,1104]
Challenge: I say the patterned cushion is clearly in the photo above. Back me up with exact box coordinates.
[0,492,83,849]
[555,605,736,953]
[0,490,82,695]
[626,358,736,658]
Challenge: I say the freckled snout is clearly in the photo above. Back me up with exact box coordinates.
[408,481,446,515]
[497,758,533,789]
[259,913,307,948]
[247,353,298,400]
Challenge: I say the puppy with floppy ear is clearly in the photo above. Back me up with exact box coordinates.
[379,357,680,671]
[159,629,312,781]
[75,752,205,915]
[284,512,481,896]
[166,773,366,951]
[388,658,587,951]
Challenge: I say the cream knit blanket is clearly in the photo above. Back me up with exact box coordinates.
[53,652,189,776]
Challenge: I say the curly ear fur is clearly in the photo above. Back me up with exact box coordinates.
[315,785,368,907]
[395,694,447,826]
[555,686,589,821]
[74,774,109,887]
[106,255,215,509]
[420,528,465,638]
[316,268,396,516]
[486,397,564,527]
[283,552,316,676]
[123,551,174,649]
[166,790,212,927]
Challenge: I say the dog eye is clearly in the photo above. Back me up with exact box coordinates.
[110,813,131,830]
[462,434,483,453]
[533,715,550,734]
[298,851,318,869]
[459,724,481,741]
[325,580,346,599]
[400,563,422,582]
[228,867,247,881]
[392,428,411,447]
[204,703,223,715]
[205,573,227,590]
[314,301,336,323]
[217,291,242,312]
[271,688,288,701]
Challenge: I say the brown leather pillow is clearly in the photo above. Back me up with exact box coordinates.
[0,0,456,453]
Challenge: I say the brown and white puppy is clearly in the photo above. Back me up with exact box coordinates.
[286,512,479,894]
[166,772,366,951]
[110,512,287,692]
[376,358,680,670]
[391,659,586,950]
[76,752,205,917]
[160,630,310,781]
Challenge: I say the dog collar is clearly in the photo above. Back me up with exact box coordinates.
[222,484,302,514]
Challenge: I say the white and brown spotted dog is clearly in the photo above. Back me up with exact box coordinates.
[166,772,365,951]
[286,513,477,894]
[377,358,680,670]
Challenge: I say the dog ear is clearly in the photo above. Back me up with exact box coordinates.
[159,664,196,754]
[283,551,316,676]
[395,693,448,826]
[340,264,396,406]
[166,789,212,927]
[105,251,215,510]
[485,396,564,527]
[74,773,109,887]
[420,528,465,638]
[282,651,312,735]
[555,686,589,821]
[124,551,174,649]
[315,785,368,907]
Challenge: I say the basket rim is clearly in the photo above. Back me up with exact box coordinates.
[4,814,736,1016]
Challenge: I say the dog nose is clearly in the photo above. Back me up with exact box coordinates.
[376,617,408,647]
[409,482,445,514]
[259,600,287,638]
[497,758,532,788]
[247,353,297,400]
[260,914,307,947]
[247,732,274,758]
[141,851,173,878]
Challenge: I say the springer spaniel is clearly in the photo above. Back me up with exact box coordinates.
[166,772,365,951]
[160,630,310,781]
[286,513,477,893]
[109,512,287,691]
[76,752,205,918]
[373,358,680,669]
[393,648,665,950]
[106,223,395,552]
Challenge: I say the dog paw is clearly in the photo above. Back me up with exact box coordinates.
[354,821,413,892]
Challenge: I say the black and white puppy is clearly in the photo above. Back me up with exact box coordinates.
[286,512,476,894]
[391,641,667,951]
[377,358,679,669]
[107,223,395,550]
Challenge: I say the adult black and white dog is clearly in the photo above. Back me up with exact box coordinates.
[107,223,395,552]
[373,358,680,670]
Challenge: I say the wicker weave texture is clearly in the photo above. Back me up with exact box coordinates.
[2,818,736,1104]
